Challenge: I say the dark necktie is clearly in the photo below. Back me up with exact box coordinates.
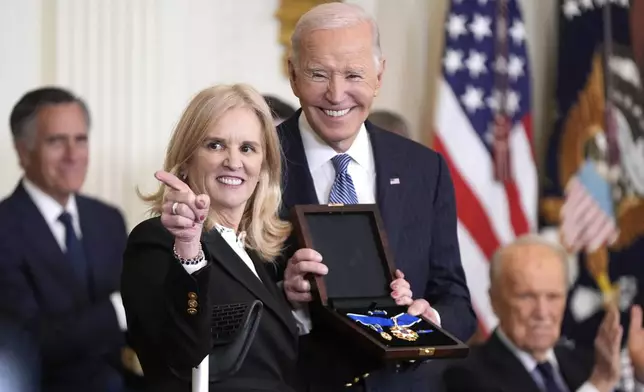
[328,154,359,204]
[536,361,565,392]
[58,212,88,290]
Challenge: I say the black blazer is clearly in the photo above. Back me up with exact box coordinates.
[442,330,594,392]
[0,182,127,392]
[121,218,299,392]
[276,111,477,392]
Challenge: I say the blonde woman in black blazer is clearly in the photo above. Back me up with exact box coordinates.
[121,84,298,392]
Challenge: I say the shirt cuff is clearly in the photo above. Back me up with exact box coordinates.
[292,306,313,335]
[577,381,601,392]
[431,307,441,326]
[276,281,313,335]
[109,292,127,331]
[182,258,208,275]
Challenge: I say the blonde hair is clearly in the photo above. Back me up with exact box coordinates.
[140,84,291,261]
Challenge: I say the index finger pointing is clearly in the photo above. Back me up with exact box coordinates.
[155,170,190,192]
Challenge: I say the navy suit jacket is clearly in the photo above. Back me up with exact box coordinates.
[0,182,127,392]
[442,330,594,392]
[277,111,477,392]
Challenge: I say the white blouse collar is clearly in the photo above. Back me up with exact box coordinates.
[214,223,247,248]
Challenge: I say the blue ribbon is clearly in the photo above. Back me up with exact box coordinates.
[346,312,423,328]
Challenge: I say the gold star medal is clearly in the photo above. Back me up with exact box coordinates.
[389,314,420,341]
[390,325,419,342]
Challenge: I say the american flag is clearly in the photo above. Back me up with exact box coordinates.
[432,0,537,335]
[560,160,620,253]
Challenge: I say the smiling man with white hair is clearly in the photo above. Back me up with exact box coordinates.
[275,3,476,391]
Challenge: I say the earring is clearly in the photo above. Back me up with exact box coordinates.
[374,89,379,97]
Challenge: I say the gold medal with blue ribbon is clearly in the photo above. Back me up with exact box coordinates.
[346,312,433,342]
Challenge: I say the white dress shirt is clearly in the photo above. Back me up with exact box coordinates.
[22,178,127,331]
[23,178,82,251]
[496,328,600,392]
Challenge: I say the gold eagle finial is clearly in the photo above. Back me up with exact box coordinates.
[275,0,341,77]
[541,51,644,306]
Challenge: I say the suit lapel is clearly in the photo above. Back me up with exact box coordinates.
[367,123,407,254]
[279,110,319,208]
[13,184,87,302]
[555,346,589,390]
[202,230,296,336]
[249,251,298,337]
[483,331,543,392]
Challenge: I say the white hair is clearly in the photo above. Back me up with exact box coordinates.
[290,2,382,69]
[489,233,570,288]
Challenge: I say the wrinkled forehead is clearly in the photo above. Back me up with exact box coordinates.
[37,103,88,135]
[500,244,566,283]
[299,23,375,66]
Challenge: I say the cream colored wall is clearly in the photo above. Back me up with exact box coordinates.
[0,0,559,229]
[0,0,42,197]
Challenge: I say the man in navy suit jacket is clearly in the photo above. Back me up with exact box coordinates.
[276,3,476,391]
[0,87,128,391]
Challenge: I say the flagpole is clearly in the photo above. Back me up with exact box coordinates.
[594,1,618,308]
[493,0,511,182]
[603,1,619,168]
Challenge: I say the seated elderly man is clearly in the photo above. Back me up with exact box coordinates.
[442,234,625,392]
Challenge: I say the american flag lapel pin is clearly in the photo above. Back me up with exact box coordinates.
[390,178,400,185]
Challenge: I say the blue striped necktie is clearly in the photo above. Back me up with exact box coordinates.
[328,154,359,204]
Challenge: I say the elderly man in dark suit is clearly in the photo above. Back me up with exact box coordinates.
[0,87,128,392]
[442,234,625,392]
[275,3,476,391]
